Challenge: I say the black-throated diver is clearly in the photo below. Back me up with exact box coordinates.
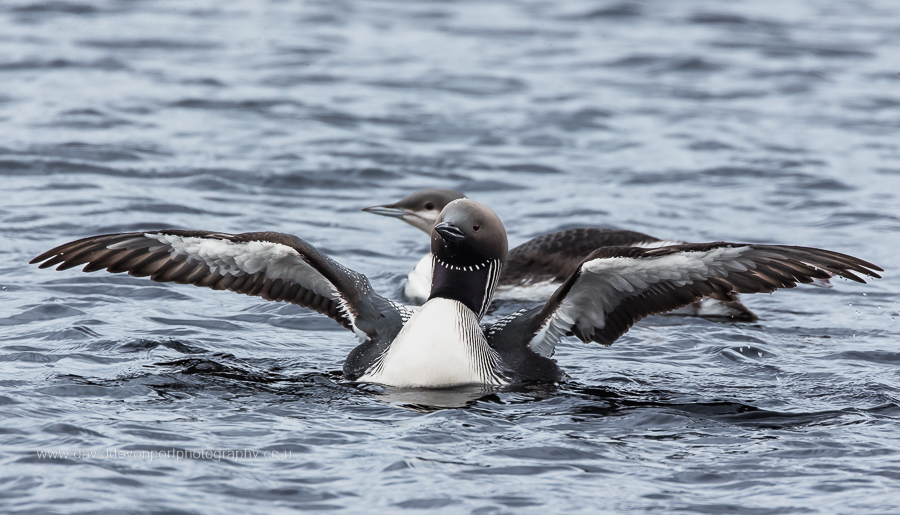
[31,199,882,388]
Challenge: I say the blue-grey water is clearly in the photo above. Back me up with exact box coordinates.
[2,0,899,513]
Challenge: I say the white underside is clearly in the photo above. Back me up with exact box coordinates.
[358,298,503,388]
[404,254,434,304]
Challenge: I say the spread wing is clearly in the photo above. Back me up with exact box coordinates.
[503,228,663,284]
[30,230,399,339]
[498,243,882,357]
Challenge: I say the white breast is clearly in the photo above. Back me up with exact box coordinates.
[359,298,504,388]
[403,254,433,304]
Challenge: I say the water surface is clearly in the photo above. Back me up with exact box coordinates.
[1,0,899,513]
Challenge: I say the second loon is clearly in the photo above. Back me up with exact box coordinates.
[32,199,881,388]
[364,188,759,321]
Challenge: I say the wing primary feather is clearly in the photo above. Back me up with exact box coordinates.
[257,278,275,299]
[108,250,163,275]
[283,283,301,301]
[748,269,792,289]
[56,245,113,271]
[130,254,173,278]
[267,278,285,301]
[224,273,249,291]
[153,260,197,283]
[100,248,147,273]
[80,250,120,273]
[149,256,185,281]
[35,240,99,268]
[177,265,212,285]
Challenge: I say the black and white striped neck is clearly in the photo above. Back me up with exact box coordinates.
[429,256,502,320]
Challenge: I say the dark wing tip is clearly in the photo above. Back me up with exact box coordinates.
[30,249,62,266]
[840,271,869,284]
[29,233,132,268]
[855,262,883,279]
[786,246,882,282]
[832,258,882,281]
[32,252,70,269]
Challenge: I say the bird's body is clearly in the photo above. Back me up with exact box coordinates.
[358,298,504,387]
[31,199,881,388]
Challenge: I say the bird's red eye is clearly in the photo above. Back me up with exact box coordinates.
[472,223,480,232]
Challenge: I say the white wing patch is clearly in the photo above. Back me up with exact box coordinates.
[107,233,362,333]
[631,240,686,249]
[146,233,336,299]
[528,245,752,356]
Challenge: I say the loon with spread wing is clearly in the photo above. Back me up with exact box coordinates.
[31,199,881,388]
[364,188,759,321]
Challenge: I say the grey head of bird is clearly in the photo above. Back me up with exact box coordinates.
[431,198,507,271]
[428,199,508,318]
[363,188,466,233]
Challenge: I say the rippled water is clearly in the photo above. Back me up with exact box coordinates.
[2,0,899,513]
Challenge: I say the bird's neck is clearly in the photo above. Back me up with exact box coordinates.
[428,256,501,320]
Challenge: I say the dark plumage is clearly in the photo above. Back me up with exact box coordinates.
[503,228,660,284]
